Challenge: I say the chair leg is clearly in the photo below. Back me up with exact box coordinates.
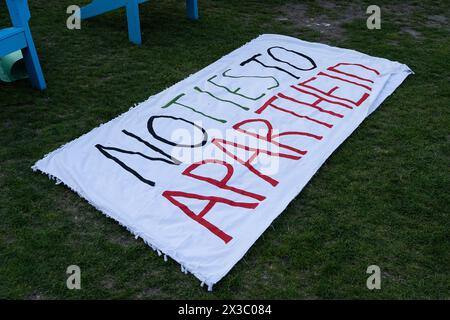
[21,32,46,90]
[126,0,142,45]
[186,0,199,20]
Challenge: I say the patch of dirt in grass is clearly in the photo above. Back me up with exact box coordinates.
[384,2,423,13]
[387,40,400,47]
[426,15,450,30]
[56,201,88,224]
[401,27,423,39]
[384,3,439,29]
[277,1,442,41]
[54,190,99,224]
[3,235,15,245]
[427,14,447,24]
[135,287,162,299]
[2,119,13,129]
[28,292,45,300]
[383,2,427,22]
[277,1,365,41]
[108,232,137,247]
[101,276,115,290]
[316,0,338,10]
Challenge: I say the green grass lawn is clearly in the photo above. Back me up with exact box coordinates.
[0,0,449,299]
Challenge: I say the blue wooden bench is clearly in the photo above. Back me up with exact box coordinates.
[80,0,199,45]
[0,0,46,90]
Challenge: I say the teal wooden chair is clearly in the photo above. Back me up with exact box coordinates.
[80,0,199,45]
[0,0,46,89]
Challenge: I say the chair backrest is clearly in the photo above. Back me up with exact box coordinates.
[6,0,31,27]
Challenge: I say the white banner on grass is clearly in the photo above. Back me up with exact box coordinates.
[33,34,412,289]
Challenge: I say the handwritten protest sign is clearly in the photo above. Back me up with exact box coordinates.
[34,34,412,289]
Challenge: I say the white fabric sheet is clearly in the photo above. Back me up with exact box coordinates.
[33,35,412,289]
